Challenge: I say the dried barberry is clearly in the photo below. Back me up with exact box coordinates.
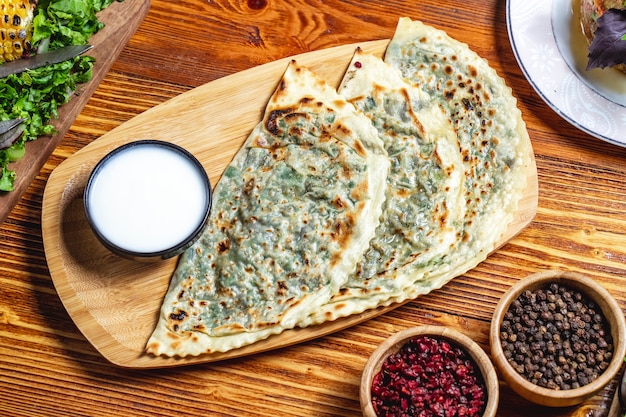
[371,335,487,417]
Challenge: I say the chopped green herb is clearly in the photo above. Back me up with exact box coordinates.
[0,0,122,192]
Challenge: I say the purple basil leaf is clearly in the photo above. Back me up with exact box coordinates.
[587,8,626,70]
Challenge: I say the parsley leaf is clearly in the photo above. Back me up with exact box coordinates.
[0,0,121,192]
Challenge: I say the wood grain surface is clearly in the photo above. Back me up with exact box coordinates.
[2,0,626,416]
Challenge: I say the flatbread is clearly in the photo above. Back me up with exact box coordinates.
[300,19,533,325]
[383,18,532,300]
[146,61,389,357]
[382,18,532,299]
[298,49,466,326]
[147,18,534,357]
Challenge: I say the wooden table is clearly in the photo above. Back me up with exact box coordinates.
[2,0,625,416]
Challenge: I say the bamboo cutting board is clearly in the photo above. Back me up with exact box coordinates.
[41,40,538,368]
[0,0,151,225]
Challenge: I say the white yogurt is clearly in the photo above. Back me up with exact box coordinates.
[86,141,210,255]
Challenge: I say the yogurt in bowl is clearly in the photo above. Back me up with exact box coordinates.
[84,140,212,261]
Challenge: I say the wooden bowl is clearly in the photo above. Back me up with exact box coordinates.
[619,368,626,412]
[489,270,626,407]
[360,325,499,417]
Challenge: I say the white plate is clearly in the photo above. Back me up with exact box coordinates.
[507,0,626,146]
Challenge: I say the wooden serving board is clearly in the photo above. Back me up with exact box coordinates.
[0,0,151,225]
[41,40,538,368]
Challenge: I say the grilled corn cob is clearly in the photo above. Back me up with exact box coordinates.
[0,0,34,64]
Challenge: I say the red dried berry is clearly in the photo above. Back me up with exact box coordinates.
[371,335,487,417]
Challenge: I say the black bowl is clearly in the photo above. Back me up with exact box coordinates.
[84,140,212,261]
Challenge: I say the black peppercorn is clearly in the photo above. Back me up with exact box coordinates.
[499,282,613,390]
